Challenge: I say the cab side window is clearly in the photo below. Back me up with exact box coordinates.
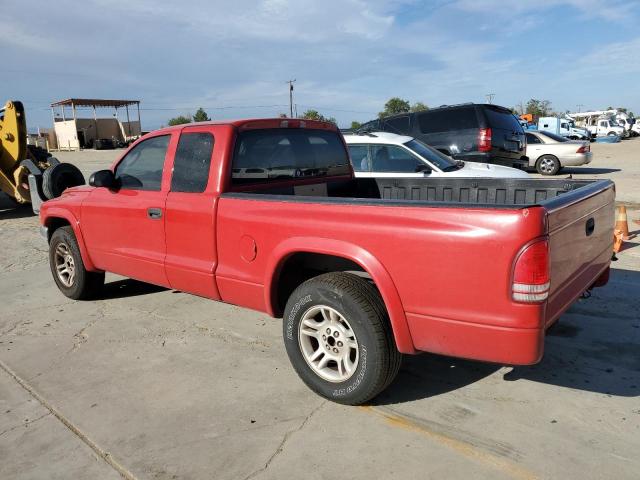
[171,132,214,193]
[115,135,170,191]
[370,145,423,173]
[348,145,370,172]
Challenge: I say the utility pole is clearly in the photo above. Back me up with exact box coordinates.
[286,79,296,117]
[485,93,495,104]
[577,104,584,113]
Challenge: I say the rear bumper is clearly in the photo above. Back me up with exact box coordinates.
[561,152,592,166]
[406,312,545,365]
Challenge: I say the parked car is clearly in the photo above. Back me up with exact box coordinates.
[359,103,528,170]
[343,131,529,178]
[525,131,592,175]
[40,118,613,405]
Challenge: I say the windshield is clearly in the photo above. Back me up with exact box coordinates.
[539,131,568,142]
[404,139,459,171]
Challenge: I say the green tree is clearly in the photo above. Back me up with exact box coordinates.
[379,97,411,118]
[192,108,211,122]
[410,102,429,112]
[167,115,192,126]
[300,109,336,124]
[350,121,362,129]
[525,99,552,118]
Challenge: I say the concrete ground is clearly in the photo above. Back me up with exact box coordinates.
[1,139,639,479]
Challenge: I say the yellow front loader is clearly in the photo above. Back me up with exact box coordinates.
[0,100,33,203]
[1,100,84,213]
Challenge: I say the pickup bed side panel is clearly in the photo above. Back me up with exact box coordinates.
[264,237,415,354]
[215,196,548,361]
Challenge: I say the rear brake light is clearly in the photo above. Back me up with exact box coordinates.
[576,145,589,153]
[512,239,550,303]
[478,128,492,152]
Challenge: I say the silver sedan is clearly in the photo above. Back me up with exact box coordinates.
[525,131,592,175]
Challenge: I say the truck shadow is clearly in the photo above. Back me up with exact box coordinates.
[374,266,639,405]
[99,279,168,300]
[0,196,35,220]
[371,354,500,405]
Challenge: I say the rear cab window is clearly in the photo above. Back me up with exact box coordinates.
[483,106,523,133]
[231,129,350,184]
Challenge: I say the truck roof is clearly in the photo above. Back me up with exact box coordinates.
[343,131,414,145]
[152,118,339,135]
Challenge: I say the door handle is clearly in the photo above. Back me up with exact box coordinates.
[585,217,595,236]
[147,207,162,219]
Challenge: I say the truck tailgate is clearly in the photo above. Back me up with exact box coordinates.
[545,182,615,326]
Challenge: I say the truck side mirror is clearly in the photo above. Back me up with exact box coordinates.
[89,169,117,189]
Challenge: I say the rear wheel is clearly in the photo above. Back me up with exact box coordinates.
[283,272,401,405]
[49,226,104,299]
[536,155,560,175]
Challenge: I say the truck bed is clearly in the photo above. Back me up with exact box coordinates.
[229,177,612,210]
[220,176,614,363]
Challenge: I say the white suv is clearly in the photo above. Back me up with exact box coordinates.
[343,131,529,179]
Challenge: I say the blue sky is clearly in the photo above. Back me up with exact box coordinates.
[4,0,640,130]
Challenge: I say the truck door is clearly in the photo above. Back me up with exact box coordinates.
[598,120,607,135]
[81,133,175,286]
[164,126,220,299]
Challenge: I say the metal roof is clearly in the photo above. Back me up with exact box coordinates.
[50,98,140,108]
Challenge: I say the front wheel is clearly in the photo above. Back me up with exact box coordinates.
[49,226,104,299]
[283,272,401,405]
[536,155,560,175]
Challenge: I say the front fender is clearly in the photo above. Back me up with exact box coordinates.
[265,236,416,354]
[42,206,97,272]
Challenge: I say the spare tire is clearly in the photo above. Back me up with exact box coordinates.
[42,163,85,199]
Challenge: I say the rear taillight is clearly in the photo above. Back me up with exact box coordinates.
[512,239,550,303]
[478,128,492,152]
[576,145,589,153]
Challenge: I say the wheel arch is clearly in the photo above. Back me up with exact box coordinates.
[265,237,416,354]
[43,209,97,271]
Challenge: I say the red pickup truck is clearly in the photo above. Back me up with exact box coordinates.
[40,119,614,404]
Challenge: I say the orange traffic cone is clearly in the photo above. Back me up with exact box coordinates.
[615,206,631,240]
[613,229,624,254]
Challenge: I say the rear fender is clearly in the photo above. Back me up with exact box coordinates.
[265,237,416,354]
[43,208,97,271]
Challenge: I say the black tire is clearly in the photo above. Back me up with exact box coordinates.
[283,272,402,405]
[42,163,85,200]
[535,155,560,175]
[49,226,104,300]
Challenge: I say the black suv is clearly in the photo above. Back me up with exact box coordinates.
[360,104,527,169]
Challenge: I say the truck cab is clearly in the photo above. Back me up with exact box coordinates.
[537,117,590,140]
[592,117,626,138]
